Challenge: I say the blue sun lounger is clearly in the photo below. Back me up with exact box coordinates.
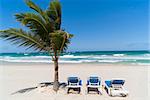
[66,77,82,94]
[87,76,102,94]
[105,79,129,97]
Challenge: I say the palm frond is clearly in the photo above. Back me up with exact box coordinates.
[46,0,61,30]
[25,0,43,15]
[25,0,54,32]
[15,13,48,33]
[50,30,73,55]
[15,13,54,44]
[0,28,47,51]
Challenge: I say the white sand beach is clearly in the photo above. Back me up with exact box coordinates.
[0,62,149,100]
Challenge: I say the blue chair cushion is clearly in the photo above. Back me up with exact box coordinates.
[87,80,89,85]
[89,77,99,83]
[105,80,112,87]
[112,80,125,85]
[68,77,79,83]
[79,80,82,85]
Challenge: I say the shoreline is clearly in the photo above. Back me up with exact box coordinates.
[1,61,150,67]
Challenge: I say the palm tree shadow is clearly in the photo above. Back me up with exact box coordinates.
[11,82,67,95]
[11,87,37,95]
[59,82,67,88]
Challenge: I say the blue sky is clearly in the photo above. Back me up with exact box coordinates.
[0,0,149,52]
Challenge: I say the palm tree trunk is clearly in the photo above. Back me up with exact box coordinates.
[53,57,59,92]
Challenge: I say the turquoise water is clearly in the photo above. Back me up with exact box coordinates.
[0,51,150,65]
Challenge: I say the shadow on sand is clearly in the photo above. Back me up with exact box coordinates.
[11,82,67,95]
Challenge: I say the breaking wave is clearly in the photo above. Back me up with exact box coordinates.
[0,51,150,65]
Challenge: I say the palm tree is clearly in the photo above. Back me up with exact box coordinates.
[0,0,73,92]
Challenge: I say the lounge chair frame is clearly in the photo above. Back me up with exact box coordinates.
[66,77,82,94]
[105,79,129,97]
[87,77,102,94]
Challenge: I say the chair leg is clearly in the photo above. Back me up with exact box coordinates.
[87,87,89,94]
[67,88,70,94]
[97,90,100,94]
[105,86,108,94]
[78,88,81,94]
[121,93,127,97]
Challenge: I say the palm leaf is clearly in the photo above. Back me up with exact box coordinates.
[25,0,55,32]
[15,13,55,46]
[0,28,47,51]
[25,0,43,15]
[15,13,48,32]
[50,30,73,55]
[46,0,61,30]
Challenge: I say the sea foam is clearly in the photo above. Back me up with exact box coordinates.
[0,51,150,65]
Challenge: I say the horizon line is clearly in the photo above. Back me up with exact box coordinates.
[0,50,150,54]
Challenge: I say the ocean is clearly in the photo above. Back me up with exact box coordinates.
[0,51,150,65]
